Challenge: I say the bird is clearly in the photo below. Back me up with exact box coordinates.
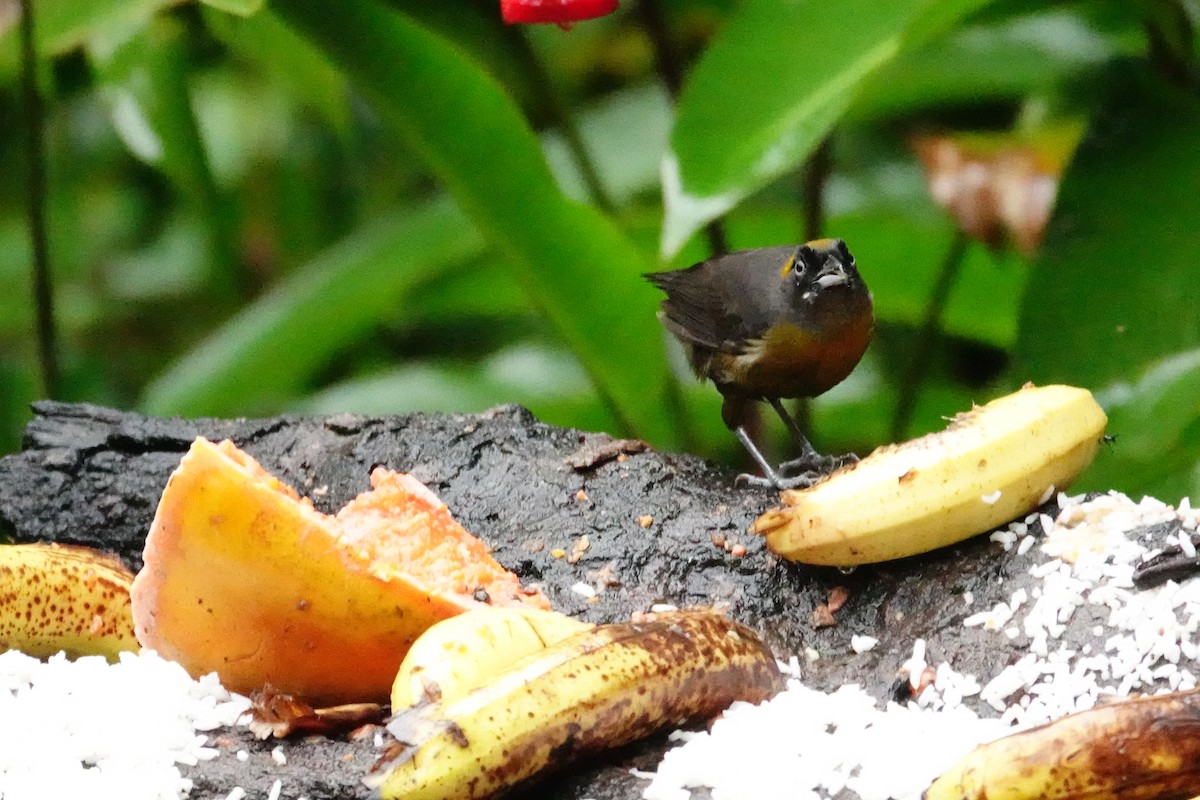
[646,239,873,489]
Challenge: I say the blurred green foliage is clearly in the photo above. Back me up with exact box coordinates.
[1,0,1198,499]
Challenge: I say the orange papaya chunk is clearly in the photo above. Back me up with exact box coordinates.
[131,438,548,705]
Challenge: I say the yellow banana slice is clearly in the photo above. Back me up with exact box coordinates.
[752,384,1108,566]
[391,606,592,709]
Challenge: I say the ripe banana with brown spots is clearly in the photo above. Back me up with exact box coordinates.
[368,609,784,800]
[0,542,138,661]
[925,688,1200,800]
[752,384,1108,566]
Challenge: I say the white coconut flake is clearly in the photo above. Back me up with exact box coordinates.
[0,649,250,800]
[952,491,1200,729]
[1038,484,1057,505]
[779,654,801,679]
[271,745,287,766]
[267,779,283,800]
[963,601,1013,630]
[851,635,878,654]
[989,529,1018,550]
[1180,534,1197,559]
[641,680,1011,800]
[570,581,597,599]
[902,639,927,689]
[981,490,1003,505]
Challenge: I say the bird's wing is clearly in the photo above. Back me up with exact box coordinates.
[646,272,752,353]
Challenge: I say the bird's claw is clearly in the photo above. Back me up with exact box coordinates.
[736,451,857,491]
[779,451,858,475]
[735,471,823,490]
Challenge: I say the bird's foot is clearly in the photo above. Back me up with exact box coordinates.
[735,470,824,491]
[779,451,858,476]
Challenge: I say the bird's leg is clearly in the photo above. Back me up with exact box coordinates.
[720,396,823,490]
[732,426,823,490]
[769,398,858,476]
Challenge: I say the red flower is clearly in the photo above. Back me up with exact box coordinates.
[501,0,618,25]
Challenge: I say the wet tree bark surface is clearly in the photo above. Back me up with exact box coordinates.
[0,401,1056,800]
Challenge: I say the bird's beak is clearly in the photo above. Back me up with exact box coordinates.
[815,258,849,289]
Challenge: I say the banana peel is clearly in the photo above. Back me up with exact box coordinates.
[131,438,549,706]
[370,608,784,800]
[925,688,1200,800]
[753,384,1107,566]
[0,542,138,661]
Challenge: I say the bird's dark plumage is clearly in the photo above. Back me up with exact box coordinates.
[646,239,874,488]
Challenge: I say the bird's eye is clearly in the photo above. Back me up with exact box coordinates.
[794,246,818,274]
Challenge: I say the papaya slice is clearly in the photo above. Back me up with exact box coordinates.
[131,438,548,705]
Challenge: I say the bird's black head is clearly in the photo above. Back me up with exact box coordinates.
[786,238,866,303]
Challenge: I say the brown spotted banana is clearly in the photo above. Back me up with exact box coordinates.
[369,609,784,800]
[925,687,1200,800]
[0,542,138,661]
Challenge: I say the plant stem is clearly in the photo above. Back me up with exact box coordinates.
[19,0,59,399]
[507,26,616,213]
[636,0,727,256]
[891,231,970,440]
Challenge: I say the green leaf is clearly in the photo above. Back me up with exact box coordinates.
[849,9,1117,120]
[89,19,203,190]
[140,80,669,418]
[140,197,483,416]
[272,0,676,444]
[299,359,620,445]
[89,16,241,304]
[299,343,597,412]
[105,214,208,300]
[202,7,350,136]
[1,0,171,55]
[662,0,994,256]
[198,0,265,16]
[1081,348,1200,497]
[1014,62,1200,389]
[542,83,671,205]
[0,357,37,454]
